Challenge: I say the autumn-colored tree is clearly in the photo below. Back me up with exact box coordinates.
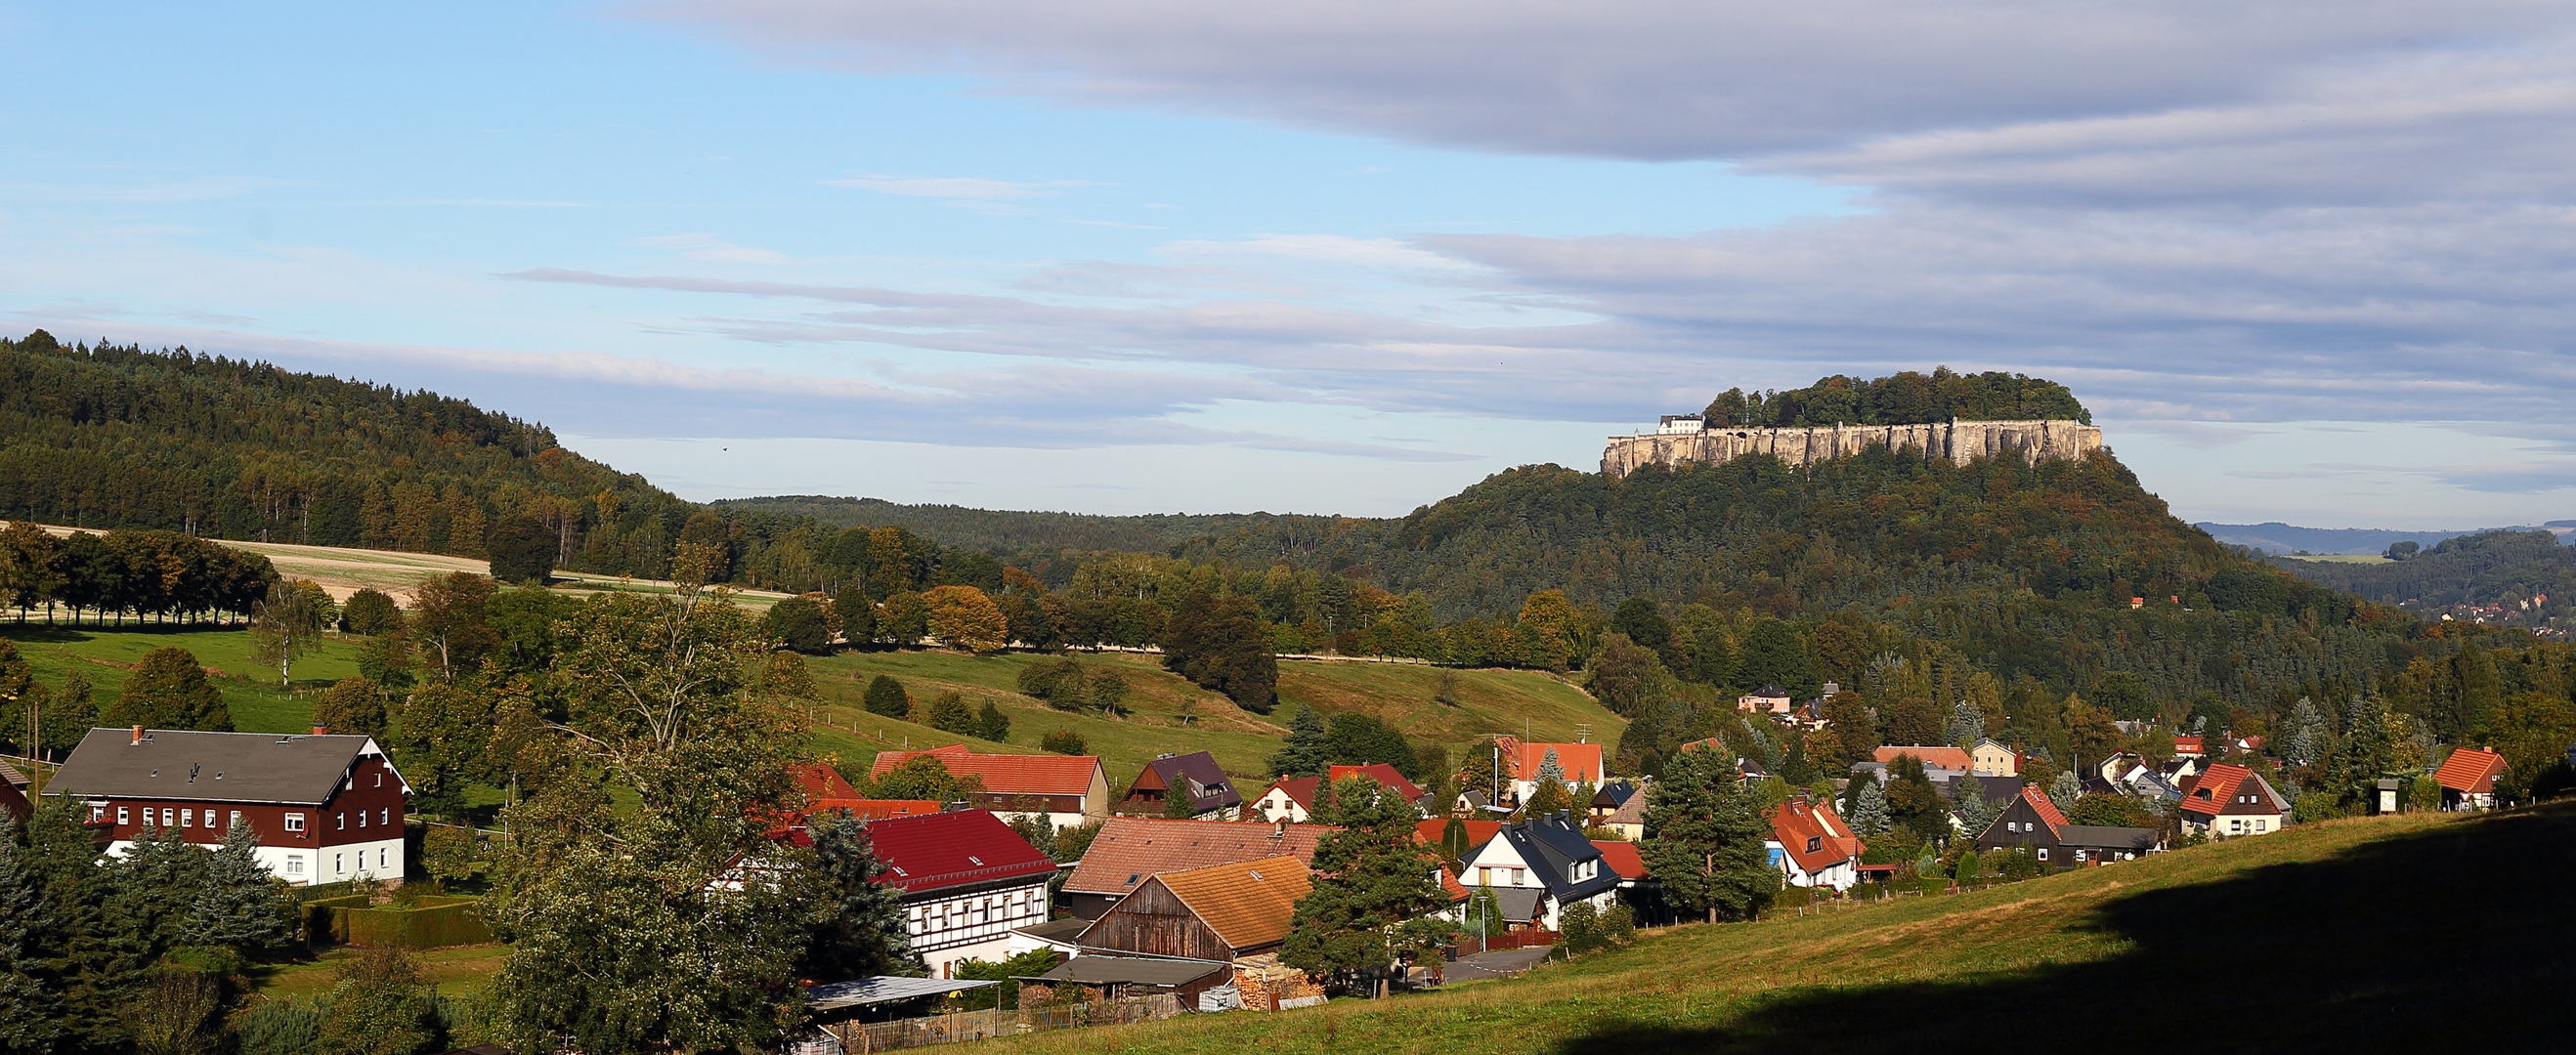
[923,585,1008,653]
[103,647,230,731]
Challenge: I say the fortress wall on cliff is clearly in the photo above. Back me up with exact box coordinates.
[1601,419,2103,477]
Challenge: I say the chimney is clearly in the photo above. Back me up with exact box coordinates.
[1271,819,1286,841]
[312,724,328,737]
[132,726,145,744]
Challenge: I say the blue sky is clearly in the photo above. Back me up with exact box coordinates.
[7,1,2575,526]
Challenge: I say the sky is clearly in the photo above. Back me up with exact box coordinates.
[5,1,2574,528]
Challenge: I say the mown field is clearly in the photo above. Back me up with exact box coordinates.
[1001,803,2576,1054]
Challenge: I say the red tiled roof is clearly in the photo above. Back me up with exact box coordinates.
[810,798,944,822]
[870,743,1102,798]
[2021,788,2069,835]
[1591,839,1648,880]
[793,763,860,800]
[1262,764,1423,810]
[2434,747,2508,794]
[2173,737,2207,755]
[2177,763,2278,817]
[1438,865,1472,902]
[865,809,1059,894]
[1414,817,1505,850]
[1769,797,1864,877]
[1513,742,1606,784]
[1060,818,1331,897]
[1875,745,1974,772]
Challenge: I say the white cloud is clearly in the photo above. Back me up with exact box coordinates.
[626,232,792,264]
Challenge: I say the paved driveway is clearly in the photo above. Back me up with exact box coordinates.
[1444,945,1553,983]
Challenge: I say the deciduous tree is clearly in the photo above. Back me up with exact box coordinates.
[102,648,230,732]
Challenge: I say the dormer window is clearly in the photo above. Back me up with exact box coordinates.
[1807,836,1823,854]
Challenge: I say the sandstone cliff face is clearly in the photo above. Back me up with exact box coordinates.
[1600,419,2102,477]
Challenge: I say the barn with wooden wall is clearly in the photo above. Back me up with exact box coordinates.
[1076,857,1311,961]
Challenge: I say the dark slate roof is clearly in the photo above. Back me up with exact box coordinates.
[1489,886,1546,924]
[1494,813,1619,903]
[45,728,401,806]
[1143,751,1244,812]
[2057,825,2161,852]
[1034,955,1230,988]
[808,977,999,1010]
[1946,775,2023,806]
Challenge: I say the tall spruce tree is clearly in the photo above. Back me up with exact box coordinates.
[1640,747,1776,924]
[0,815,64,1055]
[183,823,296,956]
[1850,777,1891,836]
[1280,777,1449,995]
[798,814,921,980]
[1269,706,1331,777]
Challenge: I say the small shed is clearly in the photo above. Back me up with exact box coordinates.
[805,976,1002,1024]
[1023,954,1232,1005]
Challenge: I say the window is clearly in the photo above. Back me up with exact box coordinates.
[203,809,217,827]
[285,857,304,875]
[284,814,306,832]
[229,811,242,830]
[162,808,176,827]
[337,813,346,830]
[89,805,105,823]
[117,806,130,824]
[374,773,383,788]
[380,808,389,825]
[359,810,367,828]
[2037,849,2048,861]
[181,809,193,828]
[379,849,387,868]
[1807,837,1823,853]
[334,854,344,875]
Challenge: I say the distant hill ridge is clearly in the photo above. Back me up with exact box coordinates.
[2198,520,2576,556]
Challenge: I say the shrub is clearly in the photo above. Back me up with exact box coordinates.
[974,700,1010,742]
[923,693,976,735]
[863,675,910,719]
[1040,729,1089,755]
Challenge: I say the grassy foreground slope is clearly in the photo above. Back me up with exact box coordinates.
[1010,805,2576,1054]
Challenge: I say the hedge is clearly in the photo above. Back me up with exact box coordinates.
[309,895,493,950]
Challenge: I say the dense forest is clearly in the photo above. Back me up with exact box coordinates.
[1698,368,2091,428]
[2273,529,2575,621]
[710,496,1258,556]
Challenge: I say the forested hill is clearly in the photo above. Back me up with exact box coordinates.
[0,330,696,570]
[2275,529,2576,622]
[709,495,1268,556]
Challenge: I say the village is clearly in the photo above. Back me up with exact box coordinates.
[12,674,2523,1054]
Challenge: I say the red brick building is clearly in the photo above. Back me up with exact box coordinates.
[45,726,410,885]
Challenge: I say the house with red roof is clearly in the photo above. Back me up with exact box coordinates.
[1113,751,1244,819]
[864,809,1062,979]
[2178,763,2289,838]
[2173,736,2207,758]
[1766,796,1866,891]
[1974,788,2160,866]
[1874,745,1974,774]
[1505,740,1607,805]
[869,743,1110,828]
[791,762,862,801]
[1252,763,1426,823]
[1059,817,1332,919]
[2434,747,2509,812]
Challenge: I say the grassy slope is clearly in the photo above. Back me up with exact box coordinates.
[1006,804,2576,1054]
[2,623,366,736]
[801,650,1621,782]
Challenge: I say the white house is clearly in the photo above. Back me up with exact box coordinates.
[1455,813,1619,931]
[865,810,1062,979]
[1765,796,1865,892]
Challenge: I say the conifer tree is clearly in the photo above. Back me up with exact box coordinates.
[2048,771,2082,813]
[1640,747,1776,924]
[798,814,921,980]
[1269,706,1331,777]
[183,823,296,957]
[1945,698,1986,748]
[1281,777,1449,994]
[975,700,1010,742]
[1850,777,1891,836]
[1953,776,1993,838]
[1536,747,1566,785]
[0,815,64,1055]
[923,693,975,735]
